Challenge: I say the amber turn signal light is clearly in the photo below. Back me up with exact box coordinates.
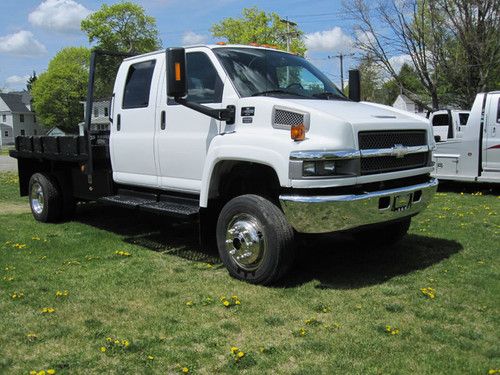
[291,123,305,141]
[175,62,181,81]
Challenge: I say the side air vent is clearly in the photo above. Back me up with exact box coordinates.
[272,107,310,131]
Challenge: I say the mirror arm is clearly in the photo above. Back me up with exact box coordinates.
[175,98,235,124]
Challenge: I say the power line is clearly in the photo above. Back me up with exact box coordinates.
[328,53,356,91]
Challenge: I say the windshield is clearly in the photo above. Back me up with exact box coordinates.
[213,47,346,100]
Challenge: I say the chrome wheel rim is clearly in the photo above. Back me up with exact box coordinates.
[30,182,44,215]
[225,213,266,271]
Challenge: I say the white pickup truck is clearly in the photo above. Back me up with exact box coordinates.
[429,109,470,142]
[11,45,438,284]
[432,92,500,183]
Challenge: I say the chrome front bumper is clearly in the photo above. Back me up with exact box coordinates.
[279,178,438,233]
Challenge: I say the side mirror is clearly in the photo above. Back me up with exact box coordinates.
[348,69,361,102]
[166,47,187,98]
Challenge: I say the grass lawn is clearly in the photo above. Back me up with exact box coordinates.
[0,146,14,156]
[0,173,499,374]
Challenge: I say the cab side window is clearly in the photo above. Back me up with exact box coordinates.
[496,98,500,123]
[123,60,156,109]
[459,113,469,126]
[432,114,449,126]
[185,52,223,104]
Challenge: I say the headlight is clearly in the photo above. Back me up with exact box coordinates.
[303,160,336,176]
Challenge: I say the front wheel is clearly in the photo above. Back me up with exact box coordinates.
[216,194,296,285]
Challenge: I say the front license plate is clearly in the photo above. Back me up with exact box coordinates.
[393,193,412,211]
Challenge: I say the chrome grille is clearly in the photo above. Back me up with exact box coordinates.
[359,130,426,149]
[361,153,428,175]
[358,130,428,175]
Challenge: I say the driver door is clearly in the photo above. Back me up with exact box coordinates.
[155,50,225,194]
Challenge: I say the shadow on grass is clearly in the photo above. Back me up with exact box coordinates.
[75,203,462,289]
[76,203,220,264]
[283,232,463,289]
[437,180,499,196]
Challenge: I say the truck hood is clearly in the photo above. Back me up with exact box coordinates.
[279,99,428,126]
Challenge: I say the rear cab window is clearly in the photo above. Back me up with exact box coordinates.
[458,113,469,126]
[122,60,156,109]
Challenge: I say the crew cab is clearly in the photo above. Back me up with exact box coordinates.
[429,109,470,142]
[431,92,500,183]
[10,45,438,284]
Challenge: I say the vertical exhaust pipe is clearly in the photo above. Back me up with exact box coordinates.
[348,69,361,102]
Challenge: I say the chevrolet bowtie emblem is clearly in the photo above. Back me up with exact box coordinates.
[391,144,408,158]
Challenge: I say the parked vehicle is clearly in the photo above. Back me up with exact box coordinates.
[428,109,470,142]
[10,45,438,284]
[431,92,500,183]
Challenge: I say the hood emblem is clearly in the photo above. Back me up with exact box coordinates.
[391,144,408,158]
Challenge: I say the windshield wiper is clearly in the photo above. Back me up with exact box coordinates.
[251,89,307,98]
[312,92,345,100]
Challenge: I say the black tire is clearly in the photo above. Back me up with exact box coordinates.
[216,194,295,285]
[28,173,63,223]
[353,218,411,247]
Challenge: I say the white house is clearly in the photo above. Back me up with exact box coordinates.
[392,94,427,117]
[0,92,42,146]
[78,99,111,135]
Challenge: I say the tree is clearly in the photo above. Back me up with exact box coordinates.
[211,7,306,55]
[344,0,500,109]
[433,0,500,107]
[26,71,37,93]
[31,47,90,132]
[81,2,161,54]
[344,0,441,109]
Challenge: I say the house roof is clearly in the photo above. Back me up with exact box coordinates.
[397,94,415,104]
[0,93,31,113]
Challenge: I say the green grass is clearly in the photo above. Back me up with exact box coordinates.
[0,146,14,156]
[0,174,499,374]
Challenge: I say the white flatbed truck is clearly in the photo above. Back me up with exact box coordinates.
[10,45,438,284]
[432,92,500,183]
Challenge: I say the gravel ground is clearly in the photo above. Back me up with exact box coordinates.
[0,155,17,172]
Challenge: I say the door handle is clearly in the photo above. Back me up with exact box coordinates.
[161,110,166,130]
[117,114,121,131]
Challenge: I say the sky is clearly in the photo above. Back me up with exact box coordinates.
[0,0,405,92]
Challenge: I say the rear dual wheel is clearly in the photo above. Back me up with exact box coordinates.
[216,194,296,285]
[29,173,75,222]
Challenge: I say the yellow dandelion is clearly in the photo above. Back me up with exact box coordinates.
[100,346,106,352]
[420,287,436,299]
[47,370,56,375]
[147,355,154,360]
[223,300,230,307]
[230,346,239,354]
[181,367,189,374]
